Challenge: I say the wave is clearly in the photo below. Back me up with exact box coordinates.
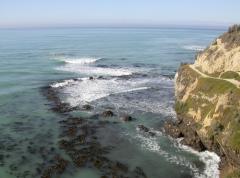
[132,128,220,178]
[51,75,175,116]
[56,65,134,76]
[56,57,101,65]
[183,45,206,51]
[177,139,220,178]
[133,132,202,177]
[55,78,151,105]
[50,79,77,88]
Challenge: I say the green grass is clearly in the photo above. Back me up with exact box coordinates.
[229,121,240,150]
[194,77,239,96]
[221,71,240,81]
[175,101,189,115]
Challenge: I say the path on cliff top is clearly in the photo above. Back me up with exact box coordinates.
[189,65,240,88]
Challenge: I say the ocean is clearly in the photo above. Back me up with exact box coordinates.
[0,27,225,178]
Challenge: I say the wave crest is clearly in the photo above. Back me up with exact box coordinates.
[59,57,101,65]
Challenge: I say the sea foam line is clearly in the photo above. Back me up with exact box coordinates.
[183,45,206,51]
[59,57,101,65]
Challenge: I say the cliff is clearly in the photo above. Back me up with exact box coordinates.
[166,25,240,178]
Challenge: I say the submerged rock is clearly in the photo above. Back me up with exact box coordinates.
[120,115,133,122]
[137,125,156,137]
[42,82,149,178]
[102,110,114,117]
[137,125,149,132]
[41,156,68,178]
[82,104,93,110]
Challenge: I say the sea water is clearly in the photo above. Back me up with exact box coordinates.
[0,27,224,178]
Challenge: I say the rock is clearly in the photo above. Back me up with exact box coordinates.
[98,76,104,79]
[164,120,206,152]
[137,125,157,137]
[89,76,94,80]
[102,110,114,117]
[137,125,149,133]
[163,121,183,138]
[82,104,92,110]
[120,115,133,122]
[148,132,156,137]
[41,156,68,178]
[134,166,147,178]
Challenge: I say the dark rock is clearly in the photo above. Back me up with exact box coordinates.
[137,125,150,133]
[148,132,156,137]
[164,121,183,138]
[98,76,104,79]
[82,104,93,110]
[102,110,114,117]
[134,166,147,178]
[120,115,133,122]
[164,120,206,152]
[137,125,157,137]
[67,126,77,137]
[113,162,128,172]
[89,76,94,80]
[41,156,68,178]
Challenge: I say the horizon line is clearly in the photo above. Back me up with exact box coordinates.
[0,23,230,30]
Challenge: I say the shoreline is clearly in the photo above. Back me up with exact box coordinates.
[164,117,238,178]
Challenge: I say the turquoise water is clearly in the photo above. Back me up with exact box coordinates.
[0,27,224,178]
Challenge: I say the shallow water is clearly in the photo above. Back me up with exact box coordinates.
[0,27,224,178]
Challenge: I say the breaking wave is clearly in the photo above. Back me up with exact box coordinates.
[132,129,220,178]
[62,57,101,64]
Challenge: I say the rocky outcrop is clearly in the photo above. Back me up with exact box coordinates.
[194,25,240,75]
[169,25,240,177]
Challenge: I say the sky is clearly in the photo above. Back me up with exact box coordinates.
[0,0,240,28]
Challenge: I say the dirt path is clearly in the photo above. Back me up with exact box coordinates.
[189,65,240,88]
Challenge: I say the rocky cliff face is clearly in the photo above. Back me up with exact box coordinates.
[168,25,240,177]
[194,25,240,75]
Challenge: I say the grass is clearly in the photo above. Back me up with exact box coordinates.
[220,71,240,81]
[194,77,238,96]
[229,120,240,150]
[175,101,189,115]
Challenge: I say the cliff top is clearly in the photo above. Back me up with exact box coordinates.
[219,24,240,49]
[194,24,240,74]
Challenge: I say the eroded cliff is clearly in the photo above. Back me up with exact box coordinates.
[167,25,240,178]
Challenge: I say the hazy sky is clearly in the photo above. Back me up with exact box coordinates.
[1,0,240,28]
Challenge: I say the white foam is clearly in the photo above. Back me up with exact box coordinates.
[183,45,206,51]
[132,128,220,178]
[54,55,134,76]
[133,131,202,177]
[63,57,101,64]
[50,79,75,88]
[60,78,152,106]
[177,139,220,178]
[57,65,133,76]
[52,75,175,115]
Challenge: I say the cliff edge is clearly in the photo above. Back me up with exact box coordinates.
[165,25,240,178]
